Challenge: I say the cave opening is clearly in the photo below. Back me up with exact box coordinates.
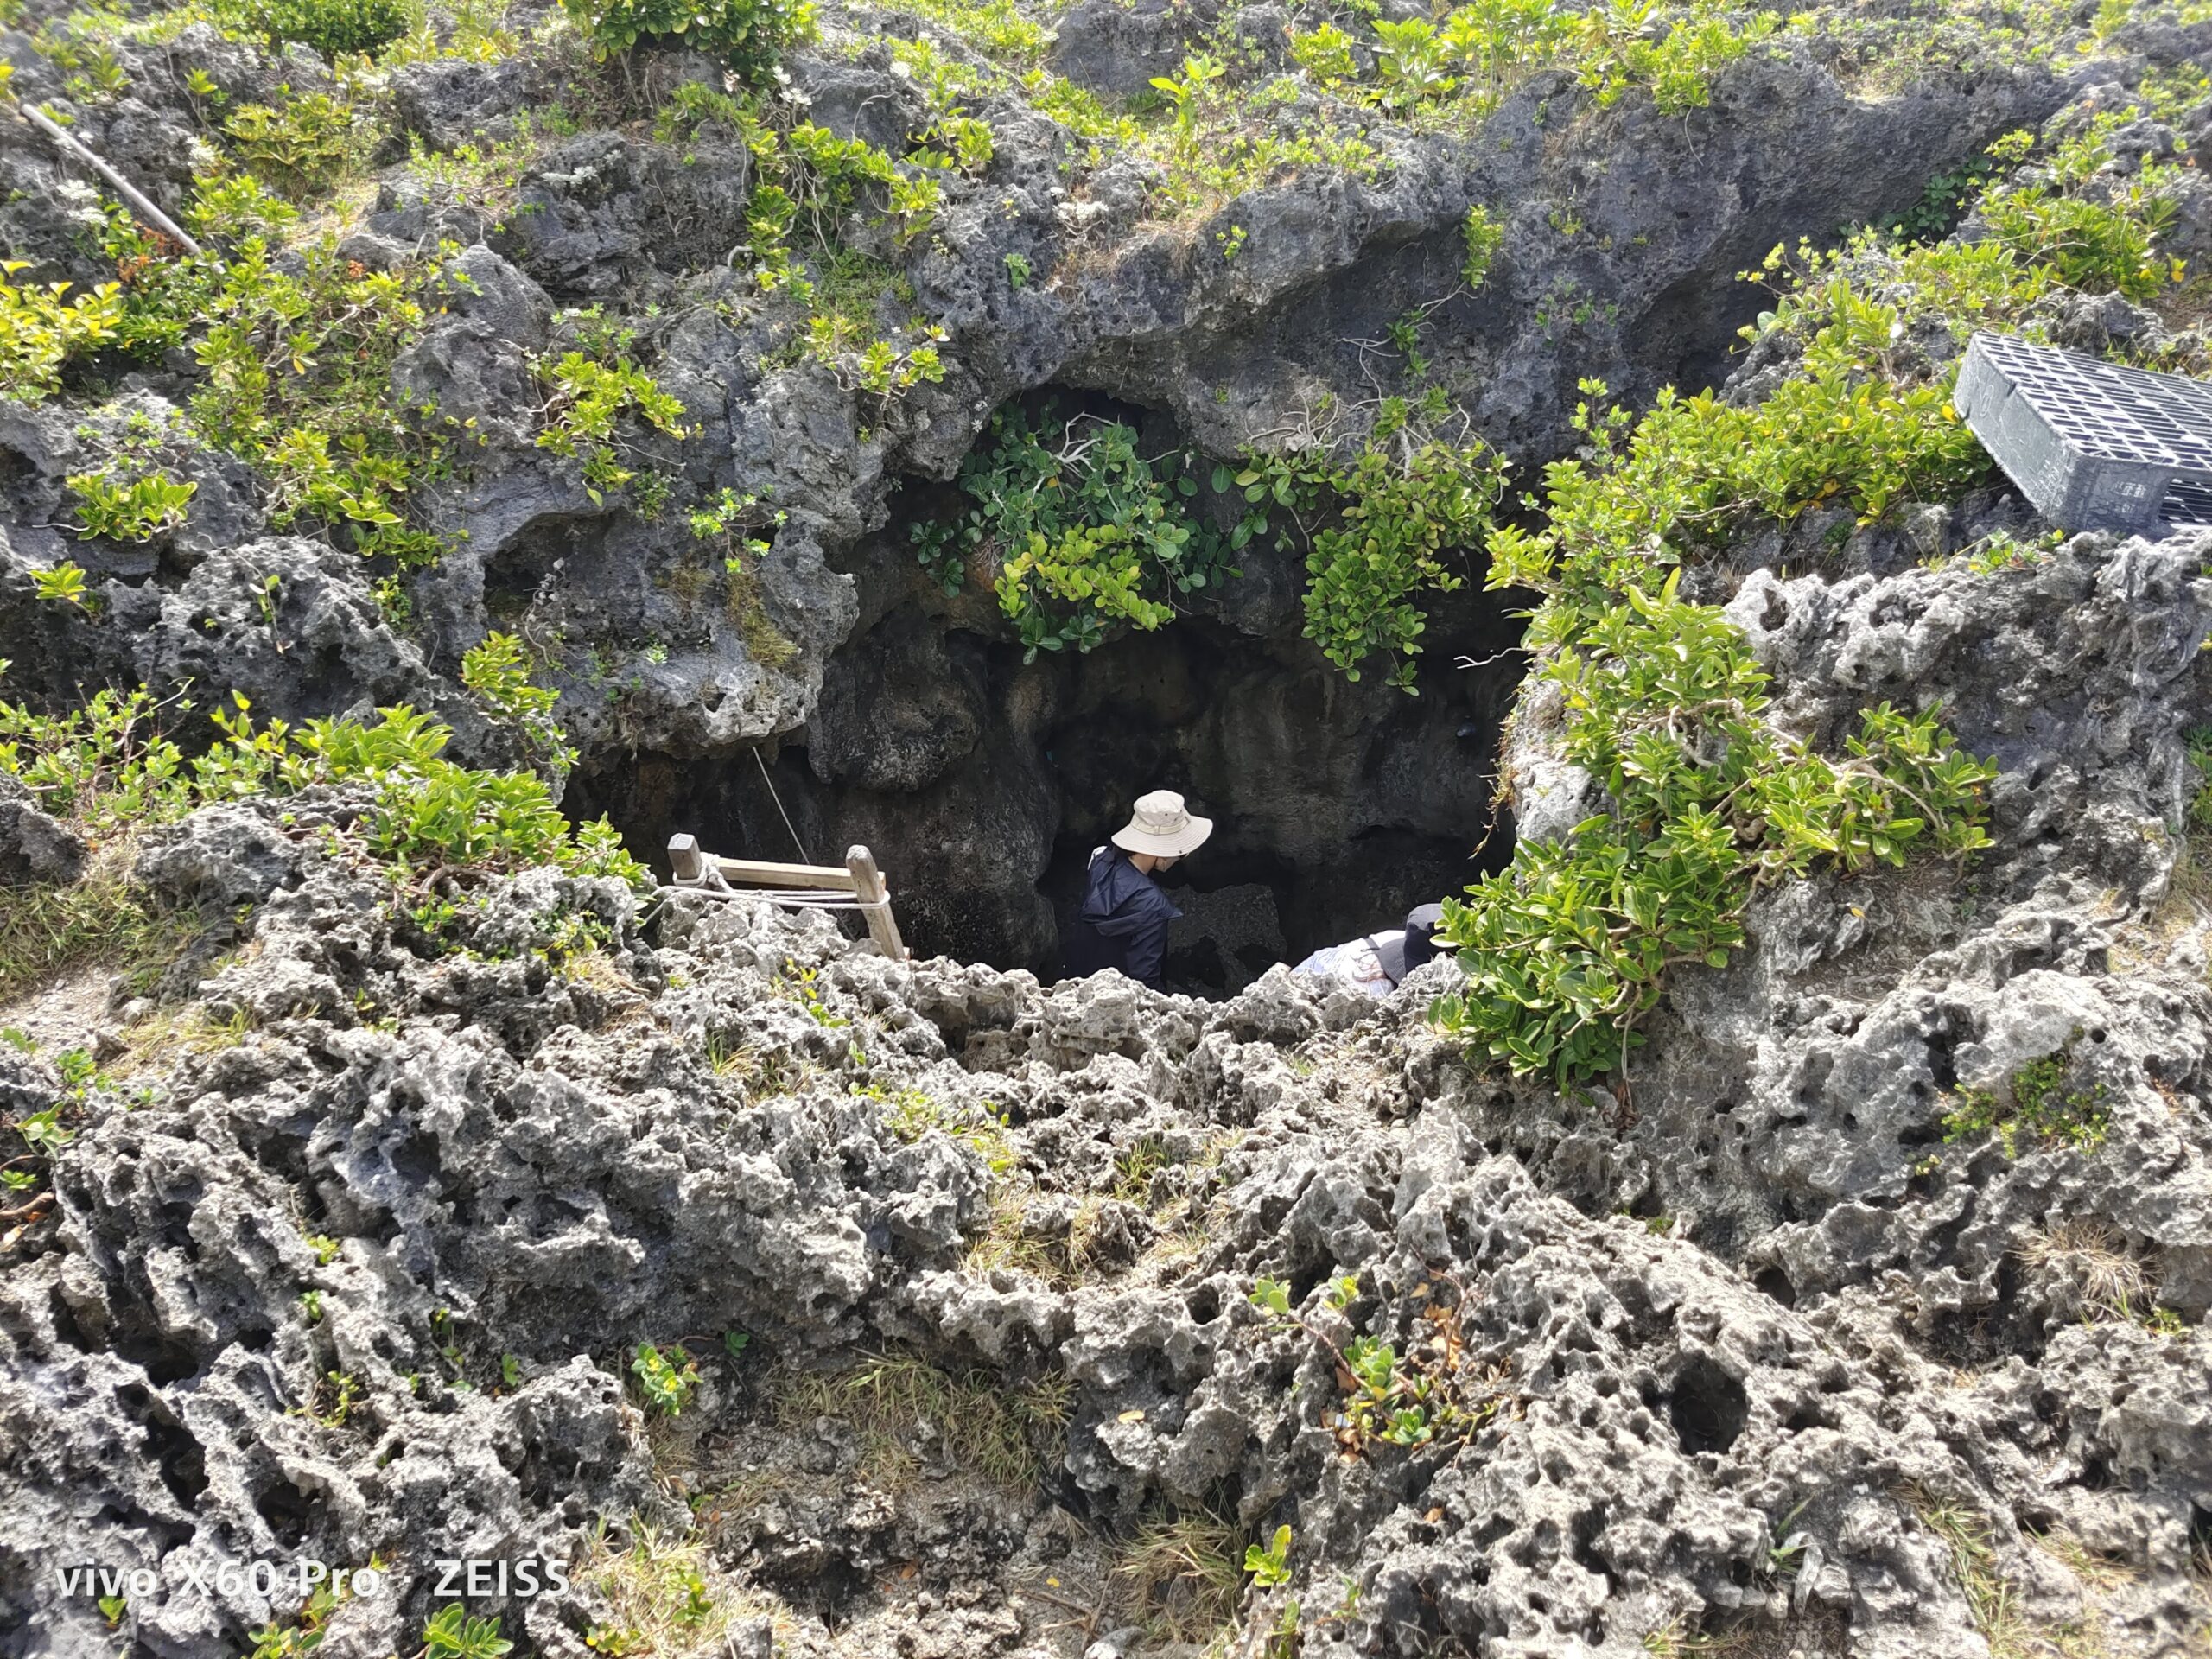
[570,385,1528,995]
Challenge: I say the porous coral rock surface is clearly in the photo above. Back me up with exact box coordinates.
[7,2,2212,1656]
[3,515,2210,1659]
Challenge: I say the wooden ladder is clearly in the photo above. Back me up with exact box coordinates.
[665,833,908,961]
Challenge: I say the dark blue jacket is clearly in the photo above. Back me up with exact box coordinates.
[1062,847,1179,988]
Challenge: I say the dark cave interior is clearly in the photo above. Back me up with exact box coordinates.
[571,390,1529,995]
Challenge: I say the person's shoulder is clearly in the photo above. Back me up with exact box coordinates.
[1133,876,1179,918]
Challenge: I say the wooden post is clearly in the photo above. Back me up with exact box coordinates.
[845,845,906,961]
[667,833,704,883]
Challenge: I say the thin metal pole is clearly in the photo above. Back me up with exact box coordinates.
[13,100,205,256]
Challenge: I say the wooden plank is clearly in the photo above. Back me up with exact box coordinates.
[846,845,907,960]
[708,855,859,891]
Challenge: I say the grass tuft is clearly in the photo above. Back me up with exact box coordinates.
[777,1352,1069,1493]
[2014,1219,2152,1319]
[582,1522,785,1657]
[1110,1512,1245,1647]
[1901,1485,2026,1655]
[0,867,202,1007]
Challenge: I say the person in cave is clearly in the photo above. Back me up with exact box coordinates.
[1060,789,1214,990]
[1291,902,1447,997]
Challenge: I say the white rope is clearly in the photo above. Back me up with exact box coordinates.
[753,746,813,865]
[662,881,892,912]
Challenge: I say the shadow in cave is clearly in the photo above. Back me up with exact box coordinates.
[568,386,1528,996]
[571,605,1521,996]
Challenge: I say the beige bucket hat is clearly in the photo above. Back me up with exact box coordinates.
[1112,789,1214,857]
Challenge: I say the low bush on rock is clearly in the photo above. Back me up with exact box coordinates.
[1942,1041,2113,1157]
[565,0,817,86]
[243,0,412,60]
[1237,413,1511,690]
[222,87,364,198]
[911,402,1240,658]
[0,262,125,404]
[0,684,646,890]
[90,217,463,565]
[1428,115,2185,1085]
[912,395,1510,685]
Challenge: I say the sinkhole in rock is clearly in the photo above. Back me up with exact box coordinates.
[571,388,1529,995]
[1667,1354,1751,1456]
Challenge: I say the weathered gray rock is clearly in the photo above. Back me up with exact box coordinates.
[0,772,86,885]
[10,474,2212,1656]
[5,23,2212,1659]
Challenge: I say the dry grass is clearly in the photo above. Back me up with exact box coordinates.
[965,1129,1230,1287]
[110,1004,254,1077]
[0,865,203,1006]
[1900,1503,2177,1659]
[777,1353,1071,1493]
[582,1522,788,1658]
[963,1183,1065,1279]
[1902,1485,2024,1653]
[2015,1219,2153,1319]
[2031,1529,2141,1596]
[702,1031,759,1082]
[559,947,639,995]
[1109,1513,1245,1647]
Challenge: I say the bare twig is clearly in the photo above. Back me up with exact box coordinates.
[0,1191,55,1225]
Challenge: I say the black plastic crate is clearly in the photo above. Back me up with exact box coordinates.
[1955,332,2212,534]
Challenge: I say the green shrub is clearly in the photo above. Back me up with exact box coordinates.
[563,0,815,86]
[798,310,946,403]
[1288,22,1357,84]
[1462,205,1504,290]
[30,562,95,611]
[1980,180,2177,301]
[1231,401,1509,691]
[461,632,575,778]
[185,235,450,560]
[1433,589,1995,1082]
[1877,152,2003,245]
[249,0,411,59]
[0,687,650,892]
[67,469,196,542]
[177,174,302,253]
[534,351,691,508]
[0,263,124,404]
[1372,17,1458,110]
[1576,0,1777,116]
[223,89,361,199]
[420,1604,511,1659]
[1414,133,2131,1083]
[911,403,1237,659]
[1293,439,1503,689]
[2185,728,2212,832]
